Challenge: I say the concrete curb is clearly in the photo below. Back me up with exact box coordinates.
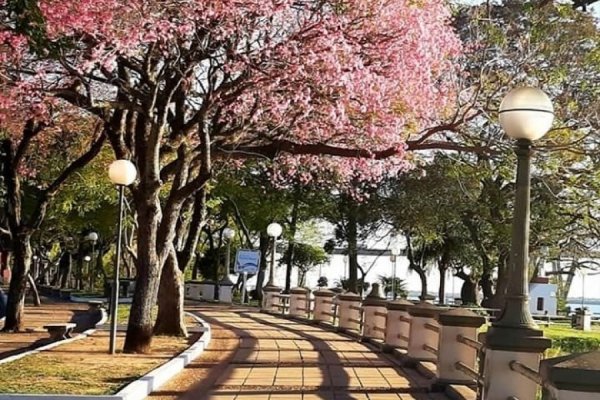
[0,308,108,366]
[0,312,211,400]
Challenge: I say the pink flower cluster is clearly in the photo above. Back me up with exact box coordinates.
[0,0,461,187]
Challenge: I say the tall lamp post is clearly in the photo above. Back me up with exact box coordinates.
[483,87,554,399]
[107,159,137,355]
[265,222,282,288]
[390,245,400,300]
[223,228,235,276]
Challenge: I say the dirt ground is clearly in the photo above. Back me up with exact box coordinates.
[0,303,201,396]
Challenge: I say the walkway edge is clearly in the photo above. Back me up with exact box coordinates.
[0,307,108,367]
[0,312,211,400]
[114,312,211,400]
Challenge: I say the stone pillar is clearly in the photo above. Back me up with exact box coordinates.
[312,289,336,324]
[383,299,414,352]
[218,276,234,303]
[361,283,388,342]
[185,281,202,300]
[289,287,310,318]
[482,329,550,399]
[540,351,600,400]
[407,302,445,364]
[576,308,592,331]
[262,286,282,313]
[337,292,362,333]
[436,308,486,385]
[200,280,215,301]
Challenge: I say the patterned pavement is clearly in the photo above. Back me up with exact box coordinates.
[149,306,448,400]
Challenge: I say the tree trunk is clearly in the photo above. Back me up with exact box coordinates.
[123,198,161,354]
[460,277,478,305]
[438,266,447,305]
[284,193,300,293]
[417,267,428,300]
[347,205,359,293]
[154,246,187,336]
[256,233,269,301]
[3,236,32,331]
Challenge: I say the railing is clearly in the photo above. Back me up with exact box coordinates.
[455,361,484,386]
[424,322,440,333]
[273,294,290,315]
[457,334,483,351]
[509,360,543,386]
[423,343,438,356]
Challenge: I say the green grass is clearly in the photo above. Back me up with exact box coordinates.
[479,323,600,357]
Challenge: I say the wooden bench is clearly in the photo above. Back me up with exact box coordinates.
[43,323,76,340]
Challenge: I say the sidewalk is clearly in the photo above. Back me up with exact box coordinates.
[149,305,448,400]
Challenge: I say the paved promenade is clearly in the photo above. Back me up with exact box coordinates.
[150,306,447,400]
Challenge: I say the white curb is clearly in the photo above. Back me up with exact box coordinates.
[0,312,211,400]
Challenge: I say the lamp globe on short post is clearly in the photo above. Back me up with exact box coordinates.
[389,245,401,300]
[265,222,283,288]
[107,160,137,355]
[86,232,98,290]
[483,87,554,399]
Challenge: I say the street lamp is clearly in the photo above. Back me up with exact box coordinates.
[107,159,137,355]
[390,245,401,300]
[486,87,554,363]
[32,254,39,280]
[86,231,98,290]
[265,222,282,288]
[223,227,235,275]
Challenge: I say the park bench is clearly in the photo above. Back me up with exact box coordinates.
[43,323,76,340]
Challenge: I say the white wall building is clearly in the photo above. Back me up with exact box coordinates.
[528,276,558,316]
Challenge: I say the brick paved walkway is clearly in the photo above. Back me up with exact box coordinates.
[149,306,447,400]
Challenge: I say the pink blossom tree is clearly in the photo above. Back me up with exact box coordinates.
[2,0,463,352]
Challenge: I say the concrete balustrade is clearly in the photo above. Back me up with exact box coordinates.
[406,302,446,364]
[337,292,362,333]
[262,286,282,313]
[435,308,486,385]
[361,283,387,343]
[289,287,310,318]
[312,289,337,324]
[383,299,414,353]
[200,281,215,301]
[218,276,234,303]
[184,281,202,300]
[540,351,600,400]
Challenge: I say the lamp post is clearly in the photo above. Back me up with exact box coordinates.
[32,255,38,280]
[390,246,400,300]
[86,232,98,290]
[265,222,282,288]
[223,228,235,276]
[483,87,554,399]
[83,255,91,287]
[107,159,137,355]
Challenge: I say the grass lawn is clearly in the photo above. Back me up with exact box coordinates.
[480,322,600,357]
[0,307,199,395]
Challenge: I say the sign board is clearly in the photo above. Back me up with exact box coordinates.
[235,249,261,274]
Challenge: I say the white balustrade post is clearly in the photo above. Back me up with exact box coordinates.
[383,299,414,353]
[289,287,310,318]
[406,302,446,366]
[312,289,336,324]
[262,286,282,313]
[436,308,486,386]
[540,351,600,400]
[337,292,362,333]
[361,283,388,343]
